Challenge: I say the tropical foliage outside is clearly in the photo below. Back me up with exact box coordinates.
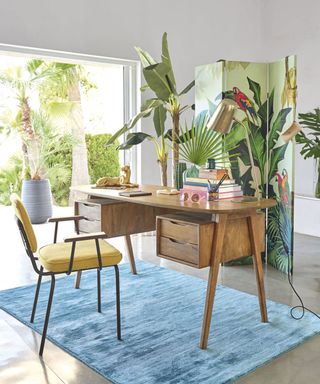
[0,55,122,205]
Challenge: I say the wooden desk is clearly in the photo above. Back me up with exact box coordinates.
[72,184,276,349]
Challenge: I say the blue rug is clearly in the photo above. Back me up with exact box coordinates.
[0,261,320,384]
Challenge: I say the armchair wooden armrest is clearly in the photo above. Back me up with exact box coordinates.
[48,215,85,223]
[64,232,108,243]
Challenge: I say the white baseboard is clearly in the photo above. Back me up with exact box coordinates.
[294,194,320,237]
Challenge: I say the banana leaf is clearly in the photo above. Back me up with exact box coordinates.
[143,63,172,101]
[106,107,155,145]
[118,132,153,150]
[153,104,167,137]
[247,77,261,107]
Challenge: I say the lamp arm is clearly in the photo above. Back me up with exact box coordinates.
[234,119,261,200]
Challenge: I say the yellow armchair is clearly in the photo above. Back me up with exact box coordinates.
[10,194,122,356]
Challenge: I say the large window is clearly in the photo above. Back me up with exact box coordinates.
[0,45,139,206]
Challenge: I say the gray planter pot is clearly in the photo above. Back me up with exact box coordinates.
[21,179,53,224]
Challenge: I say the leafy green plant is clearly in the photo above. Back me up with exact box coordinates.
[45,133,120,205]
[28,112,74,178]
[0,60,55,179]
[107,32,194,186]
[296,109,320,159]
[86,134,120,181]
[0,155,23,205]
[177,114,239,167]
[297,108,320,198]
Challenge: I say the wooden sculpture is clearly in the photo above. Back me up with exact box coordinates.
[96,165,138,188]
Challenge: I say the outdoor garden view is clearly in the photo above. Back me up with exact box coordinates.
[0,53,124,207]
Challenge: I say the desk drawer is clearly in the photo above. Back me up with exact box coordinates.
[77,201,101,221]
[159,236,199,265]
[160,218,198,244]
[78,218,101,233]
[156,214,214,268]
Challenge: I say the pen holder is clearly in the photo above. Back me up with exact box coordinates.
[207,185,219,201]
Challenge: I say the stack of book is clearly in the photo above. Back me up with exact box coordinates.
[180,168,243,200]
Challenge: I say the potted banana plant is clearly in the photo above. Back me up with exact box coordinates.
[107,32,194,187]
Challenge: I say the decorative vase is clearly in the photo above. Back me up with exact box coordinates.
[22,179,53,224]
[315,159,320,198]
[183,164,200,183]
[175,162,187,190]
[205,158,216,169]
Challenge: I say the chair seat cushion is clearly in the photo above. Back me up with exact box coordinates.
[39,239,122,273]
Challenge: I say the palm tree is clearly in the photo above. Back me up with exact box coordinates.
[0,60,50,178]
[37,62,93,204]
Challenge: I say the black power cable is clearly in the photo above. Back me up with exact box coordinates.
[287,255,320,321]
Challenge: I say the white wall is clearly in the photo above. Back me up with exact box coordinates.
[0,0,264,185]
[2,0,314,192]
[261,0,320,196]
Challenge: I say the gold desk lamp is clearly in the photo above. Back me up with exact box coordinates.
[207,99,260,201]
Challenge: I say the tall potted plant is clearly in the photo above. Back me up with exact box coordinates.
[107,32,194,187]
[296,108,320,198]
[21,112,74,223]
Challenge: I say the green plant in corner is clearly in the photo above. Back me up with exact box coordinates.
[296,108,320,198]
[107,32,195,187]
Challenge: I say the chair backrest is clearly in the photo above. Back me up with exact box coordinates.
[10,194,38,253]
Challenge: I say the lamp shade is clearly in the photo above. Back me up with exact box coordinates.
[207,99,239,133]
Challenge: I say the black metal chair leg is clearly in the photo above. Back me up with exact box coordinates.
[114,265,121,340]
[39,275,55,357]
[31,267,43,323]
[97,269,101,313]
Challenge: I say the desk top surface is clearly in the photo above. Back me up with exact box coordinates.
[72,184,277,214]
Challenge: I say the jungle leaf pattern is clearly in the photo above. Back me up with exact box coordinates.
[225,75,292,273]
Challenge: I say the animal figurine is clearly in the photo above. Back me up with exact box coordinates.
[119,165,131,185]
[96,165,137,188]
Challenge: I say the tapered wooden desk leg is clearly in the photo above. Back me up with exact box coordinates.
[74,271,82,289]
[200,214,228,349]
[248,214,268,322]
[125,235,137,274]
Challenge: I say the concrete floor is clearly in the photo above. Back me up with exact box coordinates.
[0,205,320,383]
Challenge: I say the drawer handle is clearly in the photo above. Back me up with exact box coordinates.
[83,217,100,222]
[167,237,198,248]
[168,237,184,244]
[83,203,96,207]
[169,220,190,226]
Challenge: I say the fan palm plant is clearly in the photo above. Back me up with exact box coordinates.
[177,114,239,167]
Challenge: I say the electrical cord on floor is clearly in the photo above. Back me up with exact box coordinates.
[287,257,320,321]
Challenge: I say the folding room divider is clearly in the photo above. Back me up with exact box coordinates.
[195,56,297,273]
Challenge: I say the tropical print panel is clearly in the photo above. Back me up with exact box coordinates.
[195,57,296,273]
